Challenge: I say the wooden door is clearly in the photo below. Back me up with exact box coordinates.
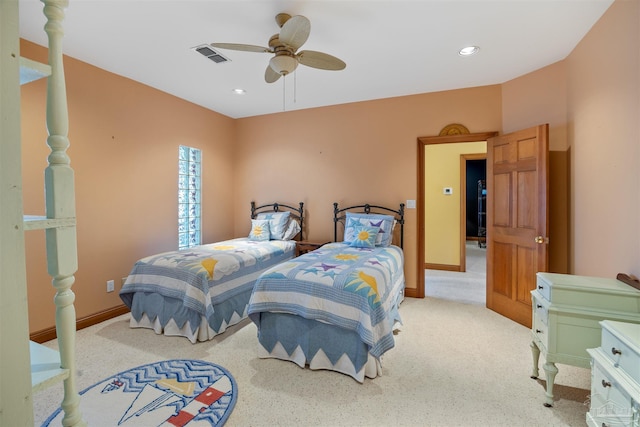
[486,124,549,327]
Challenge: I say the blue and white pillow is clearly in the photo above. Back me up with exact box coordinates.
[349,226,379,248]
[344,212,395,247]
[248,219,271,241]
[256,211,290,240]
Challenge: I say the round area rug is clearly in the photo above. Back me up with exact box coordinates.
[44,359,237,427]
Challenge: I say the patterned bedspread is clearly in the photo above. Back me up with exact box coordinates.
[120,238,296,321]
[248,242,405,359]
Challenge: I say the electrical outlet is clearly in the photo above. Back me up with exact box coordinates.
[106,279,115,293]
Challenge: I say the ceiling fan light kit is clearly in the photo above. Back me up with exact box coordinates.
[211,12,346,83]
[269,54,298,75]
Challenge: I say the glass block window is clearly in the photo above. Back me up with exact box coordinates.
[178,146,201,249]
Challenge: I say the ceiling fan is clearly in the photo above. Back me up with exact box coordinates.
[212,13,346,83]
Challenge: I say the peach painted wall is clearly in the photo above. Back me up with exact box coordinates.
[20,40,237,333]
[501,0,639,278]
[232,86,502,294]
[566,0,639,277]
[424,141,486,266]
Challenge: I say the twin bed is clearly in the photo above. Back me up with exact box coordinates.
[120,201,405,381]
[119,202,304,343]
[249,202,406,381]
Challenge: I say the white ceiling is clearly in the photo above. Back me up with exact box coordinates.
[18,0,614,119]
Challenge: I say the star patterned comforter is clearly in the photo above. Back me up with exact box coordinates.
[248,242,405,360]
[120,238,296,342]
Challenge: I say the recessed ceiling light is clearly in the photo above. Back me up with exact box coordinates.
[232,88,246,95]
[459,46,479,56]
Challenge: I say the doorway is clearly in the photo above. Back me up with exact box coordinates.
[417,125,549,328]
[423,153,487,305]
[464,157,486,247]
[416,131,497,299]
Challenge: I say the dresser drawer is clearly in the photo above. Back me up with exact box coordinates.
[601,321,640,384]
[588,350,637,427]
[585,392,633,427]
[532,289,607,366]
[532,293,549,326]
[531,293,549,350]
[586,400,639,427]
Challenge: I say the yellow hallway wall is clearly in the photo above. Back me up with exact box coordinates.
[20,40,237,333]
[424,141,486,267]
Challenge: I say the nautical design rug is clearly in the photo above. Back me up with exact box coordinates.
[44,359,237,427]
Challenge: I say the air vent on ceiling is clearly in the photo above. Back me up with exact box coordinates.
[192,45,230,64]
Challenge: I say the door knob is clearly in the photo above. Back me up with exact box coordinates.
[534,236,549,244]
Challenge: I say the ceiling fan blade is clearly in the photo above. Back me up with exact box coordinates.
[297,50,346,71]
[211,43,271,53]
[279,15,310,50]
[265,65,281,83]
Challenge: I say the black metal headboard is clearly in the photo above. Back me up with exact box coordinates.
[251,201,305,241]
[333,202,405,248]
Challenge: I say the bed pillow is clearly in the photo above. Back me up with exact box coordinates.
[344,212,395,247]
[349,226,379,248]
[256,211,290,240]
[282,218,301,240]
[248,219,271,241]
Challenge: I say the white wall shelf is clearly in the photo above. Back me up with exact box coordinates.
[20,56,51,85]
[30,341,69,392]
[24,215,76,231]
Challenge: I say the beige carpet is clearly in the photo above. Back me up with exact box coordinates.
[425,242,487,305]
[34,295,591,426]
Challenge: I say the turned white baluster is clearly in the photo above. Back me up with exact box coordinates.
[42,0,85,425]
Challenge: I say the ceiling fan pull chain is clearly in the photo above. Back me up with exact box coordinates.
[282,75,286,111]
[294,71,297,104]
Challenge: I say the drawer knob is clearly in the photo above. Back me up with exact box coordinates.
[601,379,612,388]
[537,285,544,290]
[611,347,622,356]
[535,329,543,334]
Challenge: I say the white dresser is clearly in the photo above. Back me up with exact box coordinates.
[586,321,640,427]
[530,273,640,407]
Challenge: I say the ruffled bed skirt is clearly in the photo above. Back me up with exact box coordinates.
[130,308,248,343]
[257,339,382,383]
[252,277,404,382]
[254,310,405,383]
[126,285,253,343]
